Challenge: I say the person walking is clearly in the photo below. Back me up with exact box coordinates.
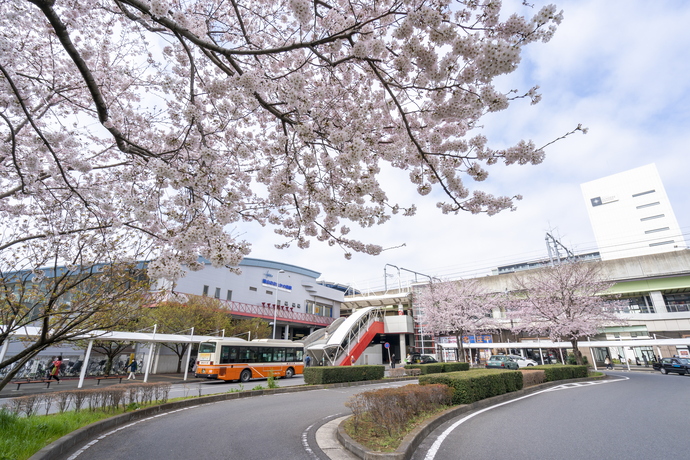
[305,355,311,367]
[48,356,62,383]
[127,359,138,380]
[604,356,613,370]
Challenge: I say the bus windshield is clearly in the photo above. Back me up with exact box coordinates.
[198,342,216,354]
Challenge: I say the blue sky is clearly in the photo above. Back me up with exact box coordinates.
[244,0,690,291]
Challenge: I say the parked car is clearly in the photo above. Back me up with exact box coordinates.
[409,354,438,364]
[653,357,690,375]
[508,355,538,368]
[485,355,519,370]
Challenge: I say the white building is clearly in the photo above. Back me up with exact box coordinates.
[165,257,344,341]
[580,164,686,260]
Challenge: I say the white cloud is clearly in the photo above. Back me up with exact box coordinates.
[243,0,690,291]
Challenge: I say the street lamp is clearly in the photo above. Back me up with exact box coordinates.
[272,270,285,339]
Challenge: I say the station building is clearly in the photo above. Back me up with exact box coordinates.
[159,257,344,341]
[342,250,690,366]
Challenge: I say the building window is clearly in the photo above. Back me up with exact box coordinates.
[214,287,221,299]
[636,202,660,209]
[249,286,257,292]
[632,189,655,197]
[649,240,674,247]
[202,285,209,296]
[645,227,670,234]
[266,290,273,295]
[664,293,690,313]
[640,214,664,221]
[226,290,232,301]
[306,300,333,317]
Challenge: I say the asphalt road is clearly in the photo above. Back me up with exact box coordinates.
[67,379,411,460]
[411,371,690,460]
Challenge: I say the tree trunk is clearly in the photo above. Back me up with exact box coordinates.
[571,339,584,365]
[455,333,465,362]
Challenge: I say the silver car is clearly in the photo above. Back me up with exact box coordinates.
[508,355,538,367]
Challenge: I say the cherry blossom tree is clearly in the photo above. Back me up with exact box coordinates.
[508,261,623,365]
[415,278,496,362]
[1,0,581,281]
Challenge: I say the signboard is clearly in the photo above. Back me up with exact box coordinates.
[384,342,390,349]
[437,335,493,344]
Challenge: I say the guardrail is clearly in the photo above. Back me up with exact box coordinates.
[213,298,336,326]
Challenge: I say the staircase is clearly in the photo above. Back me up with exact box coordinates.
[306,307,383,366]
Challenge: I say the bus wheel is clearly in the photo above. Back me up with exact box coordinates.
[240,369,251,382]
[284,367,294,379]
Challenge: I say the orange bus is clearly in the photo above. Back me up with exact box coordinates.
[195,338,305,382]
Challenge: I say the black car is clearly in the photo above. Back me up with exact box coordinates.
[653,357,690,375]
[409,354,438,364]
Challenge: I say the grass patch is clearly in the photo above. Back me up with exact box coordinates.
[343,406,449,452]
[0,409,117,460]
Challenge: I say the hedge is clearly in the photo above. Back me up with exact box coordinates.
[303,365,385,384]
[404,361,470,375]
[442,362,470,372]
[419,369,523,405]
[526,365,588,381]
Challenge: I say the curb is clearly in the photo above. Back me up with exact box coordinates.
[336,374,610,460]
[29,376,418,460]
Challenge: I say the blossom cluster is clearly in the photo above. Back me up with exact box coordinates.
[0,0,573,281]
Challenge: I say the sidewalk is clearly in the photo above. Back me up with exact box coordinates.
[0,373,199,400]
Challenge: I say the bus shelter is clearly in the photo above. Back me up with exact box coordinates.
[1,326,220,388]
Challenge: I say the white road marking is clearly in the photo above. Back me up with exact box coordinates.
[66,405,202,459]
[423,376,629,460]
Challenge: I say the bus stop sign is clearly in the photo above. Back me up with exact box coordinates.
[384,342,390,349]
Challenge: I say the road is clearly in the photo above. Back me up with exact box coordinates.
[66,379,411,460]
[64,370,688,460]
[412,371,690,460]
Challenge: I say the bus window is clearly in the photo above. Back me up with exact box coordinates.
[238,346,249,362]
[220,346,239,364]
[199,342,216,354]
[239,347,258,363]
[260,347,273,362]
[220,346,231,364]
[274,348,286,362]
[295,349,304,361]
[286,348,295,362]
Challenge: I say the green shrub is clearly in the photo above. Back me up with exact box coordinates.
[528,364,588,381]
[303,365,385,384]
[419,369,523,405]
[404,363,443,375]
[442,362,470,372]
[566,354,589,365]
[404,362,469,374]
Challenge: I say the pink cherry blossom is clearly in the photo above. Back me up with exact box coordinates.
[508,261,624,365]
[415,278,498,362]
[0,1,578,281]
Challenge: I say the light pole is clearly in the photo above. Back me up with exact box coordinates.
[272,270,285,339]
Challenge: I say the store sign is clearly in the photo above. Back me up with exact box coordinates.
[438,335,493,344]
[262,278,293,291]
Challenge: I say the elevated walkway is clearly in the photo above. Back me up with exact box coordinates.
[305,307,383,366]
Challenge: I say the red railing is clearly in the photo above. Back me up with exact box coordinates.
[216,298,336,326]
